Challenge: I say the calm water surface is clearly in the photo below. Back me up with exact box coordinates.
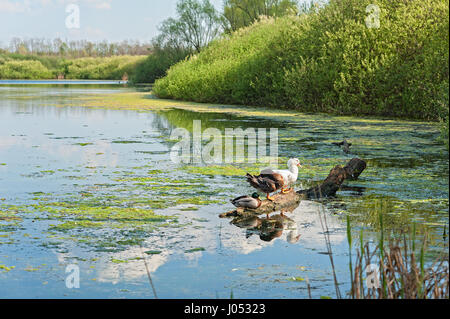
[0,83,448,298]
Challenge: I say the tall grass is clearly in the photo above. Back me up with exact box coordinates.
[346,214,449,299]
[346,215,354,298]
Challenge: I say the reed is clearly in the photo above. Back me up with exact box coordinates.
[347,215,449,299]
[317,188,342,299]
[346,215,354,298]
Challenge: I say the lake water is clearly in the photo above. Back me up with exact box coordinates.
[0,82,448,298]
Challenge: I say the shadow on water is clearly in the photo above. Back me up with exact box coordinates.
[229,202,301,244]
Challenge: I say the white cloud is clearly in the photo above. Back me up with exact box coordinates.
[0,0,110,16]
[0,0,30,13]
[91,0,111,10]
[96,248,169,284]
[57,0,112,10]
[0,0,56,13]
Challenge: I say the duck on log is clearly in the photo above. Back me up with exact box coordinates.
[219,158,367,218]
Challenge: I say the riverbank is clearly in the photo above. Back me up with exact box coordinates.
[74,91,449,147]
[153,0,449,146]
[75,91,447,124]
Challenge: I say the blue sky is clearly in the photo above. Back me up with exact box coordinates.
[0,0,225,47]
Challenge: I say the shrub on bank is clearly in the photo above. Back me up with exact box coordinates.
[0,59,53,79]
[130,47,190,84]
[63,55,146,80]
[0,54,146,80]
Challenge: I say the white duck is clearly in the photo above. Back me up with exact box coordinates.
[271,158,302,193]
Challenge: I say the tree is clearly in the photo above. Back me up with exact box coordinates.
[158,0,222,53]
[223,0,298,32]
[157,18,189,52]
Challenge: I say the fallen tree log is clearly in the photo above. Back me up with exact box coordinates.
[343,157,367,180]
[297,157,366,199]
[219,158,367,218]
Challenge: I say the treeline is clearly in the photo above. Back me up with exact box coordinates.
[0,38,150,80]
[2,38,151,58]
[153,0,448,140]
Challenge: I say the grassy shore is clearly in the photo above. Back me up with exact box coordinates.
[0,53,146,80]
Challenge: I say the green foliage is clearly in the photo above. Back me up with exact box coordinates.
[0,59,52,79]
[0,54,146,80]
[223,0,299,32]
[62,55,145,80]
[132,0,222,86]
[130,47,190,84]
[157,0,222,53]
[437,82,449,149]
[0,53,62,70]
[440,119,449,150]
[154,0,449,126]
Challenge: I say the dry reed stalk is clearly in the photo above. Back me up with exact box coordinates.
[350,241,449,299]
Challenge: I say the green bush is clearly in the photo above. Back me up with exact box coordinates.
[154,0,449,123]
[0,59,52,79]
[63,55,146,80]
[437,82,449,150]
[130,47,190,84]
[0,54,146,80]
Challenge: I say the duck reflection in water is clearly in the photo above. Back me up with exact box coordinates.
[231,207,301,243]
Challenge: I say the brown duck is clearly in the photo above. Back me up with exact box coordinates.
[246,169,285,201]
